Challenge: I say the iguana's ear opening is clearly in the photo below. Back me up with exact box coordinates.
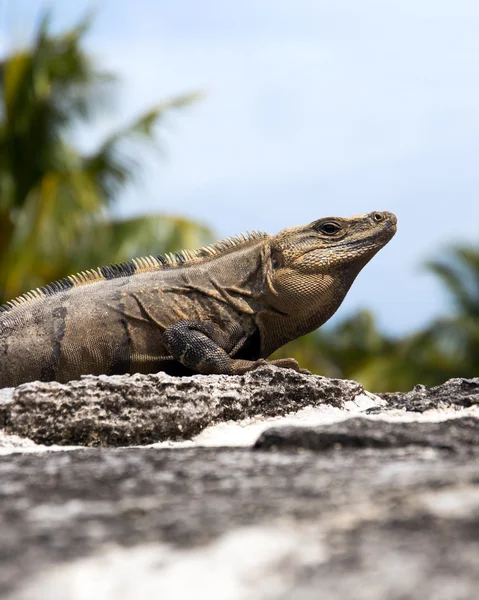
[271,252,284,270]
[261,245,280,298]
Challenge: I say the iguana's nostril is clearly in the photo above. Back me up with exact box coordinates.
[373,212,384,222]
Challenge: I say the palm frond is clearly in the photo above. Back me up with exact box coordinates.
[83,91,203,202]
[426,245,479,317]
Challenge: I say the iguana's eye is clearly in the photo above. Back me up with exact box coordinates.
[318,222,342,235]
[271,252,283,269]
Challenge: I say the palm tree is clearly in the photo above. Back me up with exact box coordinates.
[420,246,479,377]
[0,14,211,302]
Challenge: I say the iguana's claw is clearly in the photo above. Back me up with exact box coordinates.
[252,357,302,372]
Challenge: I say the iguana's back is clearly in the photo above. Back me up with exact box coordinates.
[0,233,268,386]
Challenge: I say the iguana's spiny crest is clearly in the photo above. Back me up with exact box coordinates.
[0,230,269,314]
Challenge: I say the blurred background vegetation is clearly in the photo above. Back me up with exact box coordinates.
[0,16,477,391]
[0,15,211,300]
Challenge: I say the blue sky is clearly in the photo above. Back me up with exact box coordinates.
[1,1,479,335]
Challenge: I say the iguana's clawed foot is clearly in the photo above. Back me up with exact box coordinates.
[163,320,307,376]
[250,357,304,372]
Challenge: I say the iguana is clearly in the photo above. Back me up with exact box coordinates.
[0,211,396,387]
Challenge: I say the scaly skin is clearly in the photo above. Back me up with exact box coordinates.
[0,211,396,386]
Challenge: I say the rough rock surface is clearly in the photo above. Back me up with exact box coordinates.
[2,443,478,600]
[378,377,479,411]
[1,369,478,599]
[0,367,370,446]
[254,416,479,453]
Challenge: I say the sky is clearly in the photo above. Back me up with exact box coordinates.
[1,0,479,335]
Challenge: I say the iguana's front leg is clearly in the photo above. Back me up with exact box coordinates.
[163,320,301,375]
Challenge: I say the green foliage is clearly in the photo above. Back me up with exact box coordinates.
[0,14,210,301]
[379,246,479,390]
[273,310,399,391]
[274,310,389,378]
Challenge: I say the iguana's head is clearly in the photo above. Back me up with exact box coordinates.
[262,210,397,315]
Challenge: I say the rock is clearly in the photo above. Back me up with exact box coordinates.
[0,430,39,453]
[0,367,372,446]
[254,416,479,453]
[2,370,478,448]
[379,377,479,411]
[2,445,478,600]
[1,370,479,598]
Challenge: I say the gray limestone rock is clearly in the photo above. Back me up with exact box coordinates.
[0,430,38,451]
[2,445,478,600]
[379,377,479,411]
[254,416,479,453]
[0,367,367,446]
[1,370,479,599]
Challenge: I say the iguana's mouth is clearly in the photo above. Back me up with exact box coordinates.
[340,221,397,249]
